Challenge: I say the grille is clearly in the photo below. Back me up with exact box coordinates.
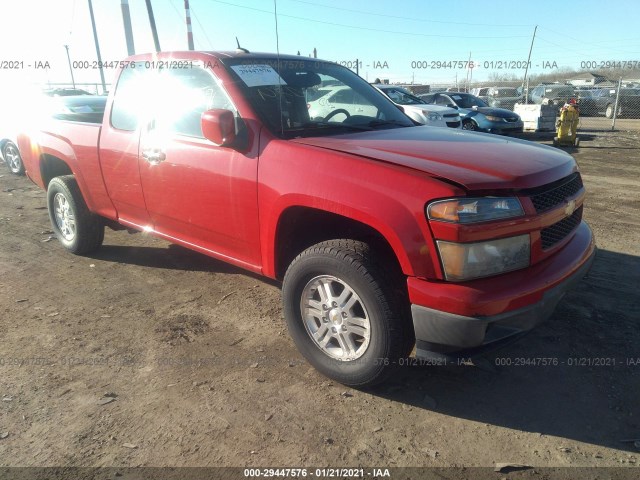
[446,121,461,128]
[541,207,582,250]
[530,173,583,213]
[505,117,519,122]
[443,113,459,118]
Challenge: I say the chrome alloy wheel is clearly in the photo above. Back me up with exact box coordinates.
[53,193,76,241]
[4,143,21,172]
[300,275,371,361]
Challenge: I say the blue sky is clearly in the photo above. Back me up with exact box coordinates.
[1,0,639,88]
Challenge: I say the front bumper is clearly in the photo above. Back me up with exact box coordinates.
[410,221,595,359]
[483,121,524,134]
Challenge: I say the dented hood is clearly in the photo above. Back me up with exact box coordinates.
[292,127,576,191]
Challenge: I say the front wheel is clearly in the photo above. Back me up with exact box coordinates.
[605,104,619,119]
[462,120,477,131]
[47,175,105,254]
[282,240,411,387]
[2,141,25,175]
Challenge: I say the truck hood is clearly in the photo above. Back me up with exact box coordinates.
[291,127,576,191]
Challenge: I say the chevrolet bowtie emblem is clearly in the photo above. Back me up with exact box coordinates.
[564,199,576,217]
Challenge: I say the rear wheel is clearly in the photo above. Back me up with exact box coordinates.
[2,141,24,175]
[47,175,104,254]
[282,240,411,387]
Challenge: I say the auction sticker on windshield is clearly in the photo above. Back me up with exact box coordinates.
[230,64,287,87]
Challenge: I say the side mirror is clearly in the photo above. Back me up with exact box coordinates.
[396,105,405,113]
[201,109,236,147]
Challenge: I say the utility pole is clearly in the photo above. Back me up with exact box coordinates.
[522,25,537,104]
[145,0,161,52]
[121,0,136,55]
[87,0,107,94]
[465,52,472,92]
[64,45,76,89]
[184,0,194,50]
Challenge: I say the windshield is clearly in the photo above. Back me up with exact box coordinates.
[546,87,575,96]
[379,87,425,105]
[493,88,518,97]
[221,58,414,138]
[450,93,488,108]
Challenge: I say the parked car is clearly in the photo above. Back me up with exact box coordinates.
[0,136,24,175]
[308,85,461,129]
[529,84,577,107]
[583,88,640,118]
[372,84,461,128]
[485,87,522,110]
[43,88,94,97]
[18,51,594,387]
[419,92,523,134]
[470,87,490,102]
[576,90,598,116]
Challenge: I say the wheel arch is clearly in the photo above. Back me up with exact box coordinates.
[273,206,409,282]
[40,154,74,189]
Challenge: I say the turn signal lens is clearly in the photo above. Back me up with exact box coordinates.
[428,197,524,224]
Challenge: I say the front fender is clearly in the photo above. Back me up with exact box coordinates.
[257,138,462,279]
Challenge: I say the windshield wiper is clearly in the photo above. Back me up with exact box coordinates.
[366,119,410,129]
[296,121,373,132]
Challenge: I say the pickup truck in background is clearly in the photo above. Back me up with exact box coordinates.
[18,51,595,387]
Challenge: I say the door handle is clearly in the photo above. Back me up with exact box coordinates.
[141,148,166,165]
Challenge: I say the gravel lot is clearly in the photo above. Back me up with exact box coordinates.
[0,130,638,477]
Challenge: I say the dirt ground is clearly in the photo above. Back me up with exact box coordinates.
[0,130,638,475]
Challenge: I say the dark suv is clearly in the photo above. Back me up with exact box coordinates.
[529,85,576,107]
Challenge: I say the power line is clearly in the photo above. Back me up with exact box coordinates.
[189,2,216,49]
[208,0,530,39]
[287,0,533,28]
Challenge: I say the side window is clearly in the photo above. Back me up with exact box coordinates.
[353,92,368,106]
[435,95,450,106]
[330,89,354,104]
[110,63,150,131]
[386,89,402,103]
[155,66,234,138]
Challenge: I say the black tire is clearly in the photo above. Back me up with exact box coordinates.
[282,239,411,387]
[462,119,477,131]
[47,175,104,254]
[2,141,25,175]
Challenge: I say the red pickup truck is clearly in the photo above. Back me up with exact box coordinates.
[19,51,595,386]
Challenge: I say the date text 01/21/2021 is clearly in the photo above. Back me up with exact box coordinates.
[493,357,640,367]
[243,468,391,478]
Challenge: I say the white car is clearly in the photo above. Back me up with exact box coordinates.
[308,85,461,129]
[373,85,462,129]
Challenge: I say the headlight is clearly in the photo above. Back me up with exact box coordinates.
[436,234,530,281]
[427,197,524,224]
[426,112,443,122]
[484,115,504,122]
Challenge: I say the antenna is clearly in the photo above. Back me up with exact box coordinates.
[235,37,249,54]
[273,0,284,136]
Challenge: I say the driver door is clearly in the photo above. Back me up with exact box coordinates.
[138,64,261,269]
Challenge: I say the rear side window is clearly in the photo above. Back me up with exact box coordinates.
[110,62,233,137]
[154,66,233,138]
[110,63,149,131]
